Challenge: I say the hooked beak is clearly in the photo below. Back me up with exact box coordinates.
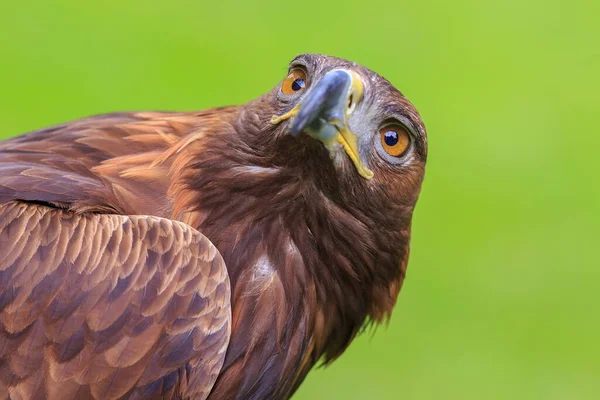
[271,69,374,179]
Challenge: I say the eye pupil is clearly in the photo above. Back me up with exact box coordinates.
[384,131,399,146]
[282,69,307,95]
[379,125,410,158]
[291,78,305,91]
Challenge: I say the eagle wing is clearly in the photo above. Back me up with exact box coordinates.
[0,201,231,400]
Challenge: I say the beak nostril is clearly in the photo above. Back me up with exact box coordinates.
[348,94,354,110]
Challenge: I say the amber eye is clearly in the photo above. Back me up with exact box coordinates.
[281,68,307,95]
[379,125,410,157]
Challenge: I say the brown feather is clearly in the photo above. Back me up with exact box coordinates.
[0,203,230,399]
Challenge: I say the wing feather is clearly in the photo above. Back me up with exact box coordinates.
[0,202,231,400]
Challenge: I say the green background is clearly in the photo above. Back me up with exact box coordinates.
[1,1,598,398]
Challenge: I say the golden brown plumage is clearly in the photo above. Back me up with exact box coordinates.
[0,202,230,399]
[0,54,427,399]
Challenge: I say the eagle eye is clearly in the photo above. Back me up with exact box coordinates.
[379,124,410,157]
[282,68,307,95]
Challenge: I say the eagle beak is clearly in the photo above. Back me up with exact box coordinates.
[271,69,374,180]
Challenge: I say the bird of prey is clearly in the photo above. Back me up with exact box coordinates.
[0,54,427,399]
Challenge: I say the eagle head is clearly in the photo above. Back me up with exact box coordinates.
[214,54,428,334]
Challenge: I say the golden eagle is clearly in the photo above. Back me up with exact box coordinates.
[0,54,427,399]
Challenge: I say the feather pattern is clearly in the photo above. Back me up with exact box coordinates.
[0,202,230,400]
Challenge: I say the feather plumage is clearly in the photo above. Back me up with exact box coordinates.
[0,54,427,399]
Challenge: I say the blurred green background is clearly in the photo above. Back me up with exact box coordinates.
[1,0,598,398]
